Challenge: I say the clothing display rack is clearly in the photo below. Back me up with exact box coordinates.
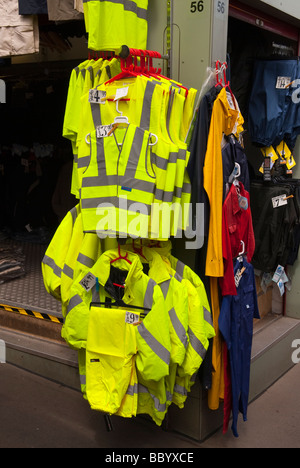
[88,45,169,77]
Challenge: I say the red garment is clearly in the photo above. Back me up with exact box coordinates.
[219,182,255,296]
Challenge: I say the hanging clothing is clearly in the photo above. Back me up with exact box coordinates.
[188,85,222,235]
[203,87,244,278]
[83,0,148,52]
[219,258,260,438]
[74,0,84,13]
[47,0,83,21]
[18,0,48,14]
[80,124,158,238]
[0,0,39,57]
[62,248,174,424]
[248,59,300,150]
[219,182,255,297]
[63,62,195,239]
[222,135,250,202]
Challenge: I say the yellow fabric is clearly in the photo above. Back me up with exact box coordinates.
[207,277,224,411]
[42,205,80,301]
[84,0,148,52]
[86,306,137,415]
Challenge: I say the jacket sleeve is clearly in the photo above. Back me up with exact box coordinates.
[136,283,171,382]
[42,205,80,301]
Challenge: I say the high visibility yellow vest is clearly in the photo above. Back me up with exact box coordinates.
[80,124,158,238]
[84,0,148,52]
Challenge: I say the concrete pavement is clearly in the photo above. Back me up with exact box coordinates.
[0,362,300,449]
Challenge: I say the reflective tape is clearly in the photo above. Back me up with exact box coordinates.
[188,326,207,360]
[42,255,62,278]
[143,278,156,309]
[67,294,83,315]
[84,0,148,21]
[169,307,188,349]
[138,322,170,366]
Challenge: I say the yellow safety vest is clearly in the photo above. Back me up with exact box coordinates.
[83,0,148,51]
[81,124,158,238]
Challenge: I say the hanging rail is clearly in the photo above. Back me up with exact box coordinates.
[88,45,169,62]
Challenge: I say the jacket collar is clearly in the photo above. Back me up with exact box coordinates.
[95,249,144,304]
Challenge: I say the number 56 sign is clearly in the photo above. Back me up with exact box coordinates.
[189,0,227,18]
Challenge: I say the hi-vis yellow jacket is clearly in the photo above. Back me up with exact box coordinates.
[122,244,190,425]
[62,248,172,421]
[135,240,215,408]
[42,204,104,317]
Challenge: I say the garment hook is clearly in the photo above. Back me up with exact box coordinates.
[149,133,158,147]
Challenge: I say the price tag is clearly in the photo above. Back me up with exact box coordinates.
[272,195,288,209]
[125,311,140,325]
[96,124,114,138]
[80,272,96,292]
[89,89,106,104]
[276,77,291,89]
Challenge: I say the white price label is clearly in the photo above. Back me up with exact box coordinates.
[80,272,96,292]
[272,195,288,209]
[96,124,113,138]
[276,77,291,89]
[125,311,140,325]
[89,89,106,103]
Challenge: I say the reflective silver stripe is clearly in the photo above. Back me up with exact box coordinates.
[80,374,86,386]
[204,306,213,328]
[122,127,148,183]
[174,272,182,283]
[82,175,118,187]
[182,182,192,194]
[154,155,168,171]
[63,264,74,280]
[87,66,94,86]
[159,279,170,300]
[138,322,170,365]
[174,383,188,396]
[140,80,155,130]
[77,156,91,169]
[67,294,83,314]
[175,260,185,279]
[138,384,169,412]
[144,278,156,309]
[91,100,102,129]
[84,0,148,20]
[70,206,79,225]
[81,197,152,215]
[77,253,95,268]
[42,255,62,278]
[169,152,178,164]
[126,383,139,396]
[174,185,183,199]
[188,327,207,360]
[169,307,188,349]
[177,149,187,161]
